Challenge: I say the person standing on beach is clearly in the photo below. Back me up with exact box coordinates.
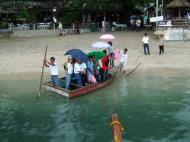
[130,18,135,31]
[119,48,128,74]
[75,21,80,35]
[142,33,150,55]
[44,57,60,87]
[101,20,106,33]
[136,19,141,32]
[158,34,164,55]
[58,22,63,36]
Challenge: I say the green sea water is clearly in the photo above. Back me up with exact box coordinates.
[0,69,190,142]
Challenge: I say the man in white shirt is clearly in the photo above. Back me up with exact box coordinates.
[79,62,87,85]
[66,57,73,89]
[119,48,128,74]
[44,57,60,86]
[142,33,150,55]
[74,61,82,87]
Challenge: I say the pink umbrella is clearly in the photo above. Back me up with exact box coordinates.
[114,50,119,60]
[100,34,116,41]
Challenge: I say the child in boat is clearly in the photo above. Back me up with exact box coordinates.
[44,57,60,87]
[119,48,128,74]
[65,57,73,90]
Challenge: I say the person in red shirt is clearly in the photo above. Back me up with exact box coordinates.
[101,50,109,81]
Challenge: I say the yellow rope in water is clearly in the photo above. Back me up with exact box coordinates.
[110,120,124,132]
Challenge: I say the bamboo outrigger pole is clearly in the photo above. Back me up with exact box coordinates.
[38,46,48,97]
[111,113,124,142]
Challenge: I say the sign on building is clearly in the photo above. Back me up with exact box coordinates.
[150,16,163,22]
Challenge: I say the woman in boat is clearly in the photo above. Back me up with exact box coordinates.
[86,56,94,84]
[101,50,109,81]
[74,60,83,87]
[65,57,73,90]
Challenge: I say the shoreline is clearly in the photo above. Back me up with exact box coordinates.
[0,67,189,81]
[1,32,190,77]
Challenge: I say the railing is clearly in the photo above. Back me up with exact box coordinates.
[158,26,190,41]
[13,23,53,31]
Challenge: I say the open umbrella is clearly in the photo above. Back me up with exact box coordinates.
[99,34,116,41]
[130,15,136,19]
[154,31,165,35]
[65,49,88,62]
[87,51,105,60]
[91,41,110,49]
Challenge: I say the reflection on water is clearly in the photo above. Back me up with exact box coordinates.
[0,70,190,142]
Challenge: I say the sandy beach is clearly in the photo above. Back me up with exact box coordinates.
[1,31,190,78]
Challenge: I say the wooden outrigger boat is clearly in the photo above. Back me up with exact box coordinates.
[44,66,119,98]
[111,113,124,142]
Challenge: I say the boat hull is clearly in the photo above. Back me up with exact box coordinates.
[44,66,119,98]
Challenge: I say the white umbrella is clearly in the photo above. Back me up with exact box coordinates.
[99,34,116,40]
[91,42,110,49]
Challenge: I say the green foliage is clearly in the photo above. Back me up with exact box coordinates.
[67,0,141,13]
[17,8,30,22]
[0,21,8,29]
[60,11,80,26]
[16,7,40,23]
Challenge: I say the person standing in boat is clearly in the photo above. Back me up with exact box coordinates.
[108,41,114,68]
[101,50,109,80]
[74,60,83,87]
[119,48,128,74]
[92,56,101,82]
[79,61,87,86]
[65,57,73,90]
[44,57,60,86]
[87,56,93,83]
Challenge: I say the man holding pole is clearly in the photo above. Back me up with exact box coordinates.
[44,57,60,87]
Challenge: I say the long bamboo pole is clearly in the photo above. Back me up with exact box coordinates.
[38,46,48,97]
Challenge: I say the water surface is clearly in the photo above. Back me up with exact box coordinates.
[0,69,190,142]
